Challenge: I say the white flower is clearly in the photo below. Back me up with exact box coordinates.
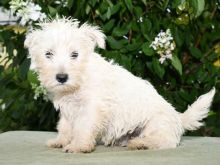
[137,17,143,23]
[54,0,68,7]
[0,99,6,111]
[28,3,42,20]
[160,37,168,44]
[31,83,49,101]
[123,35,128,40]
[10,0,27,12]
[150,29,176,64]
[9,0,46,25]
[170,43,175,50]
[159,56,166,64]
[166,8,171,13]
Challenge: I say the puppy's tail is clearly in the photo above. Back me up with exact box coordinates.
[180,88,215,131]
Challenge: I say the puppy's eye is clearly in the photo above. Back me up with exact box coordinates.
[70,51,78,59]
[45,51,53,59]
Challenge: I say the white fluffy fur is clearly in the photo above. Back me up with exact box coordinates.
[24,18,216,153]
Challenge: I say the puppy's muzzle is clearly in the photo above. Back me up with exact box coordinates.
[56,73,68,84]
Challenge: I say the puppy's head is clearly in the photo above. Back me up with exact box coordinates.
[25,18,105,94]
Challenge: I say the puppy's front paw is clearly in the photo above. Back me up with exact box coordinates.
[63,143,95,153]
[46,138,68,148]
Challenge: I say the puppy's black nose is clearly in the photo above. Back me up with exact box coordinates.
[56,73,68,83]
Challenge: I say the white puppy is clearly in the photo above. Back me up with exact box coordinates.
[24,18,215,153]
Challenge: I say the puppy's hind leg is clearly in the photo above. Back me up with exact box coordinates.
[127,135,177,150]
[47,115,72,148]
[127,115,182,150]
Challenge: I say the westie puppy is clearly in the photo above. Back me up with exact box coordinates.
[24,18,215,153]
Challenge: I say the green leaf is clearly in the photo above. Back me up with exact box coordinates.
[189,0,205,18]
[110,3,121,15]
[152,57,165,79]
[134,6,143,18]
[140,19,152,34]
[103,19,115,32]
[85,5,91,14]
[107,36,124,49]
[27,70,39,84]
[89,0,98,7]
[131,21,139,31]
[208,111,217,117]
[112,26,129,37]
[48,6,57,16]
[178,90,195,102]
[142,42,155,56]
[173,28,184,47]
[67,0,74,9]
[175,13,189,25]
[124,0,133,12]
[0,65,3,73]
[162,0,169,10]
[172,0,182,8]
[189,47,203,59]
[19,59,30,79]
[126,43,141,51]
[141,0,147,5]
[171,55,182,75]
[119,55,132,71]
[103,50,120,59]
[106,7,111,19]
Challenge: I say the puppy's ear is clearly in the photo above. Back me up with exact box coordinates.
[24,31,39,70]
[80,23,106,49]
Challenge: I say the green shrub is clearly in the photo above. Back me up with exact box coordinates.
[0,0,219,136]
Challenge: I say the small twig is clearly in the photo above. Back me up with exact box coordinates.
[128,29,132,43]
[210,5,217,20]
[203,43,218,58]
[195,28,206,48]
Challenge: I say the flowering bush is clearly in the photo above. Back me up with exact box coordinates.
[0,0,219,136]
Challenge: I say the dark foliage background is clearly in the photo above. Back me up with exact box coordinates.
[0,0,220,136]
